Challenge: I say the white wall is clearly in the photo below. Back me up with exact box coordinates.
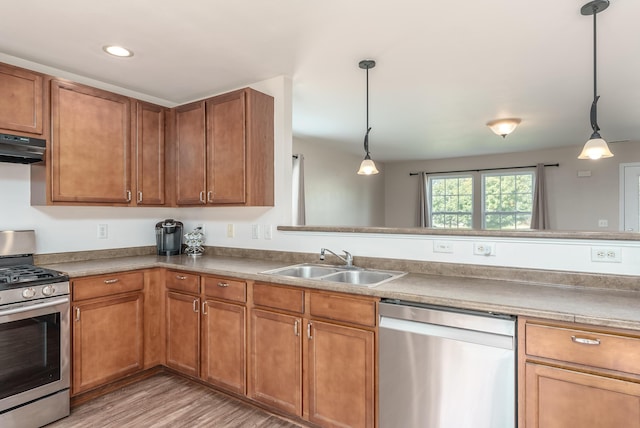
[0,55,638,277]
[292,137,385,226]
[384,142,640,230]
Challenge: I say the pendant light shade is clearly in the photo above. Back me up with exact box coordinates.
[578,0,614,160]
[357,59,379,175]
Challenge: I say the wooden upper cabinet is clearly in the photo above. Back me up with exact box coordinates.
[206,90,246,204]
[0,63,44,136]
[174,88,274,207]
[175,101,207,205]
[50,80,131,204]
[134,101,165,205]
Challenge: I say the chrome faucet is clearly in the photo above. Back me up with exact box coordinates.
[320,248,354,267]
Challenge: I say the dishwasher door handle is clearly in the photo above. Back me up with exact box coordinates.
[380,316,514,350]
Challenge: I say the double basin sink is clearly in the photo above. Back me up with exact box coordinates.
[262,263,406,288]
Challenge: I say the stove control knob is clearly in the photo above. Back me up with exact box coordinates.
[22,288,37,299]
[42,285,56,296]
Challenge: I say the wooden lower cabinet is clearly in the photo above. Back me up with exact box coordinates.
[165,291,200,377]
[525,363,640,428]
[520,317,640,428]
[201,299,246,394]
[72,293,143,394]
[308,320,375,428]
[249,308,303,416]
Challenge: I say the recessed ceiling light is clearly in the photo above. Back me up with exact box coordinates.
[103,45,134,58]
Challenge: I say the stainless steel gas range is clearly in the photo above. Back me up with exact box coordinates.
[0,230,70,428]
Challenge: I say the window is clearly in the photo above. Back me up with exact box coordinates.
[482,172,533,230]
[426,171,535,230]
[429,175,473,228]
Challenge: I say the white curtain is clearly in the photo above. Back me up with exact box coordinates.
[531,163,549,229]
[292,154,306,225]
[418,172,430,227]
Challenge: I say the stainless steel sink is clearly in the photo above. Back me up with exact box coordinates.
[320,270,394,285]
[262,263,343,278]
[262,263,406,287]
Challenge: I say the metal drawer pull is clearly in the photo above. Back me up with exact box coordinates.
[103,279,119,284]
[307,322,313,339]
[75,307,81,321]
[217,282,229,288]
[202,301,208,315]
[193,298,199,313]
[571,336,601,345]
[207,191,213,202]
[137,191,143,203]
[199,191,205,203]
[176,275,187,280]
[126,190,132,202]
[294,320,299,336]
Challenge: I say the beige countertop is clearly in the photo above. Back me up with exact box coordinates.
[44,253,640,331]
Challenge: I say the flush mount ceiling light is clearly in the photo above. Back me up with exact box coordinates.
[357,59,379,175]
[578,0,614,160]
[102,45,134,58]
[486,118,521,138]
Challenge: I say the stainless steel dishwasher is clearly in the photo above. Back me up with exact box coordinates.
[379,300,516,428]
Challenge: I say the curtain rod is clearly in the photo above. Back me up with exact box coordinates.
[409,163,559,176]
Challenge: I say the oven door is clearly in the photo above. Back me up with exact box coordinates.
[0,296,70,413]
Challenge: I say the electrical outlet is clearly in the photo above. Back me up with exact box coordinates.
[97,224,108,239]
[473,242,495,256]
[433,240,454,253]
[598,219,608,228]
[226,224,235,238]
[251,224,260,239]
[263,224,273,240]
[591,247,621,263]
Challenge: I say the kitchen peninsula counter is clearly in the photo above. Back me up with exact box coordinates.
[42,252,640,331]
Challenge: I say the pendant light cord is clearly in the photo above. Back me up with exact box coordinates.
[364,67,371,155]
[593,10,597,104]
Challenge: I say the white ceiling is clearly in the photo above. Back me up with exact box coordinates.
[2,0,639,161]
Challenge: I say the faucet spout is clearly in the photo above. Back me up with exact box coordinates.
[320,248,354,267]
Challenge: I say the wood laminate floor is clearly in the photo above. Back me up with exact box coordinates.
[47,373,305,428]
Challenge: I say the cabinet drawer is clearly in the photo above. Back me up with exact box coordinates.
[166,270,200,294]
[73,271,143,301]
[203,276,246,303]
[310,293,376,327]
[253,283,304,314]
[526,323,640,374]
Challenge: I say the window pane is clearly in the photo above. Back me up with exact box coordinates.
[483,172,534,230]
[429,175,473,229]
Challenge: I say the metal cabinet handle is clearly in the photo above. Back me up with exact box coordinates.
[193,298,200,313]
[307,322,313,340]
[126,190,132,202]
[207,191,214,202]
[75,307,81,321]
[294,320,299,336]
[202,300,208,315]
[571,336,601,345]
[176,275,187,280]
[103,279,119,284]
[199,191,206,203]
[217,282,229,288]
[137,191,143,203]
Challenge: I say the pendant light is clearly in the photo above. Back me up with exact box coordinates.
[578,0,614,160]
[357,59,379,175]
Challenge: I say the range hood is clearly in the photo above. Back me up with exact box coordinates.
[0,133,45,164]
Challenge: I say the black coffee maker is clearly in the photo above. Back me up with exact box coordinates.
[155,219,183,256]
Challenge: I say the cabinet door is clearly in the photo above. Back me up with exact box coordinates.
[525,363,640,428]
[50,80,131,203]
[249,309,302,416]
[0,63,43,135]
[135,101,165,205]
[166,291,200,377]
[201,299,246,394]
[206,90,245,204]
[307,320,375,428]
[175,101,206,205]
[72,293,144,394]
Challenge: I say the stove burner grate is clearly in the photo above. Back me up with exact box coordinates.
[0,264,59,284]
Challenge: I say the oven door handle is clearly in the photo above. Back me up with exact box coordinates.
[0,297,69,317]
